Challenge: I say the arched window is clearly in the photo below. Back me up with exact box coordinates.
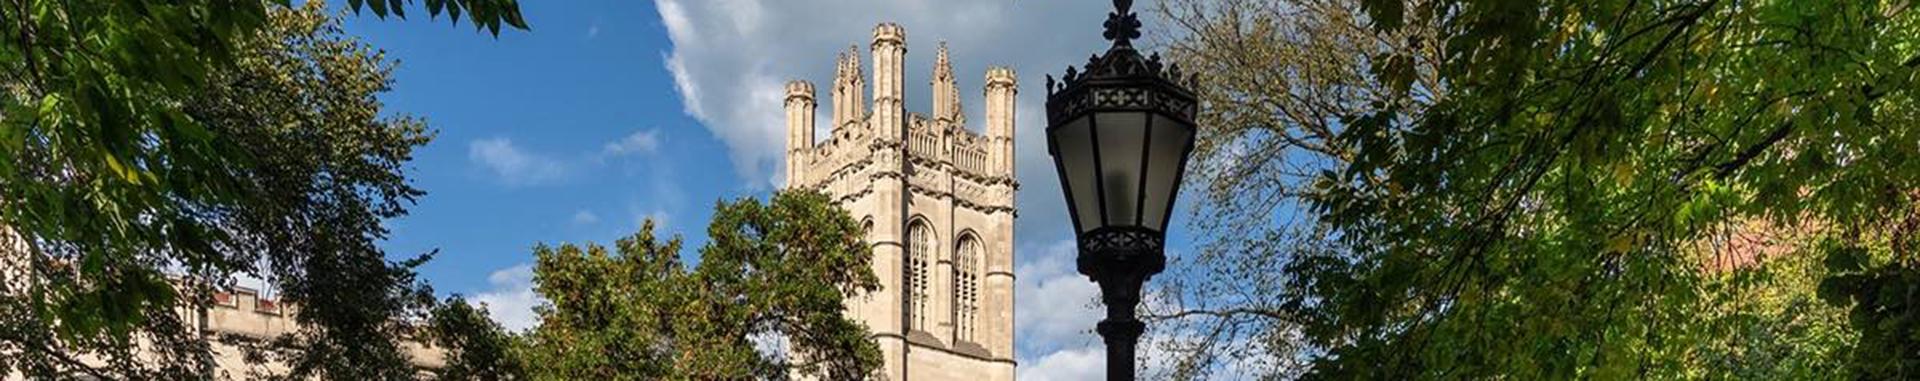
[954,235,983,343]
[906,221,934,332]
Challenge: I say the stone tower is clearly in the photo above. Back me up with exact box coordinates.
[784,23,1018,381]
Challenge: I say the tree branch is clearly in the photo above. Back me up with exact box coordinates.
[0,333,121,380]
[1712,120,1792,180]
[1146,307,1298,324]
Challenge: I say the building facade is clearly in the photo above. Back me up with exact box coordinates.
[0,227,442,380]
[783,23,1018,381]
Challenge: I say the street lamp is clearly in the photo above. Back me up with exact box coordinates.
[1044,0,1198,379]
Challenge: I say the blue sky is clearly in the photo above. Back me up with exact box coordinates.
[334,1,1201,378]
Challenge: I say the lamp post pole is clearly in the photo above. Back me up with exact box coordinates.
[1084,227,1164,380]
[1044,0,1198,379]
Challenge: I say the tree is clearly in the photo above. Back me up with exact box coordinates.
[1157,0,1920,378]
[427,296,527,381]
[1143,0,1442,377]
[193,6,440,379]
[519,189,883,380]
[518,224,690,379]
[0,1,523,378]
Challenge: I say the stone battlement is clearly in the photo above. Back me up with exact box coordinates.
[871,22,906,45]
[985,66,1016,89]
[785,80,814,100]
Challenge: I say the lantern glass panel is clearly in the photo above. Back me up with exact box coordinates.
[1050,116,1103,234]
[1095,112,1148,227]
[1141,113,1193,230]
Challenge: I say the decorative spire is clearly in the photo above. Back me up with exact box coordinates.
[849,45,862,72]
[934,41,954,81]
[841,44,864,81]
[835,51,848,77]
[832,44,866,129]
[932,41,962,121]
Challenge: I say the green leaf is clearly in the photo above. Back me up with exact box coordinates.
[1362,0,1405,30]
[1817,274,1860,306]
[101,152,141,185]
[1823,245,1867,273]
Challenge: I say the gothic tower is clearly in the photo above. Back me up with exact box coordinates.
[784,23,1018,381]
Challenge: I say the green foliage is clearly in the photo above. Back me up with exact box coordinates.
[348,0,531,34]
[1308,0,1918,376]
[520,223,690,379]
[519,189,882,380]
[428,296,528,381]
[1818,237,1920,378]
[1162,0,1920,378]
[697,189,887,379]
[205,7,440,378]
[0,1,522,378]
[1695,234,1854,380]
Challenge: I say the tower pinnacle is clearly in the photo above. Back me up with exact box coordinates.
[932,41,962,122]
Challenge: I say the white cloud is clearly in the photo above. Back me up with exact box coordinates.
[602,129,662,157]
[1018,346,1104,381]
[472,264,542,332]
[468,137,569,186]
[1015,239,1103,357]
[469,130,670,187]
[571,210,600,225]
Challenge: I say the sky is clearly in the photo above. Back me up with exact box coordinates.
[335,1,1200,379]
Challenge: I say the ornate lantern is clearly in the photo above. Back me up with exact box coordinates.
[1044,0,1199,379]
